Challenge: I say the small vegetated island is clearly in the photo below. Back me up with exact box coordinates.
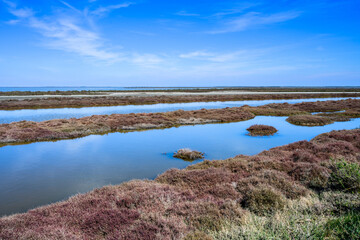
[173,148,205,161]
[286,115,334,126]
[246,124,278,136]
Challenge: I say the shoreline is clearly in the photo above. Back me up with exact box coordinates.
[1,128,359,239]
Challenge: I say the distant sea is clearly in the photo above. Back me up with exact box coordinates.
[0,86,358,92]
[0,87,215,92]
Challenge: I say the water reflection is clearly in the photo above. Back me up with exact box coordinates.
[0,116,359,216]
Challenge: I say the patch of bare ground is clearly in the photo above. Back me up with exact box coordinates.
[246,125,278,136]
[0,129,359,239]
[174,148,205,161]
[1,93,360,110]
[1,99,360,146]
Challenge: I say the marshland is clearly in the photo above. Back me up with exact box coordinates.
[1,89,360,239]
[1,0,360,239]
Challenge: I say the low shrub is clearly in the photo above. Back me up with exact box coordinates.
[289,163,330,190]
[241,185,286,215]
[173,148,205,161]
[236,170,309,199]
[246,124,278,136]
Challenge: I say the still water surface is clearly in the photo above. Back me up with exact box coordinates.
[1,116,360,216]
[1,97,358,123]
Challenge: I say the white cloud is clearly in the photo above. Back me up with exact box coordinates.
[179,50,247,62]
[59,1,82,14]
[2,1,154,63]
[175,11,200,17]
[131,53,163,66]
[90,2,133,16]
[179,51,213,58]
[209,11,301,34]
[29,17,122,61]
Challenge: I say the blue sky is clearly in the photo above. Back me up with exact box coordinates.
[0,0,359,86]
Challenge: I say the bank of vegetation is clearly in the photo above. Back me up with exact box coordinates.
[0,129,359,239]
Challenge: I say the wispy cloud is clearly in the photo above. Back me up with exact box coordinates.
[175,11,200,17]
[59,1,82,14]
[29,17,122,61]
[90,2,133,17]
[131,53,163,67]
[2,0,163,65]
[211,2,261,17]
[208,11,301,34]
[180,50,248,62]
[179,51,213,59]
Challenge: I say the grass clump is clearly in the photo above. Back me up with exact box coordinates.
[312,212,360,240]
[246,124,278,136]
[173,148,204,161]
[328,159,360,193]
[184,231,213,240]
[241,185,286,215]
[286,115,334,126]
[316,191,360,215]
[211,195,329,240]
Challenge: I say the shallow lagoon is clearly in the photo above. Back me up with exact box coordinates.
[0,116,360,216]
[1,97,359,123]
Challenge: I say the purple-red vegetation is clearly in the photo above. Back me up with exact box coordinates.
[1,129,359,239]
[286,115,334,126]
[246,124,278,136]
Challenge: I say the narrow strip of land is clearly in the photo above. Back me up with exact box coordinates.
[1,92,360,110]
[1,98,359,146]
[1,87,360,96]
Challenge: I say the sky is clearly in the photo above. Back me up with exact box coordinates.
[0,0,359,87]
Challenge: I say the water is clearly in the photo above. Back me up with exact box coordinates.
[0,116,360,216]
[0,87,222,92]
[1,97,358,123]
[1,86,358,92]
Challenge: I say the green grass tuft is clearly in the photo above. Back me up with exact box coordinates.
[328,159,360,193]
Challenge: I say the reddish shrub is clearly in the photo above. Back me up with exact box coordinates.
[241,185,286,215]
[80,209,140,237]
[246,124,278,136]
[286,115,333,126]
[289,163,330,189]
[237,170,308,199]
